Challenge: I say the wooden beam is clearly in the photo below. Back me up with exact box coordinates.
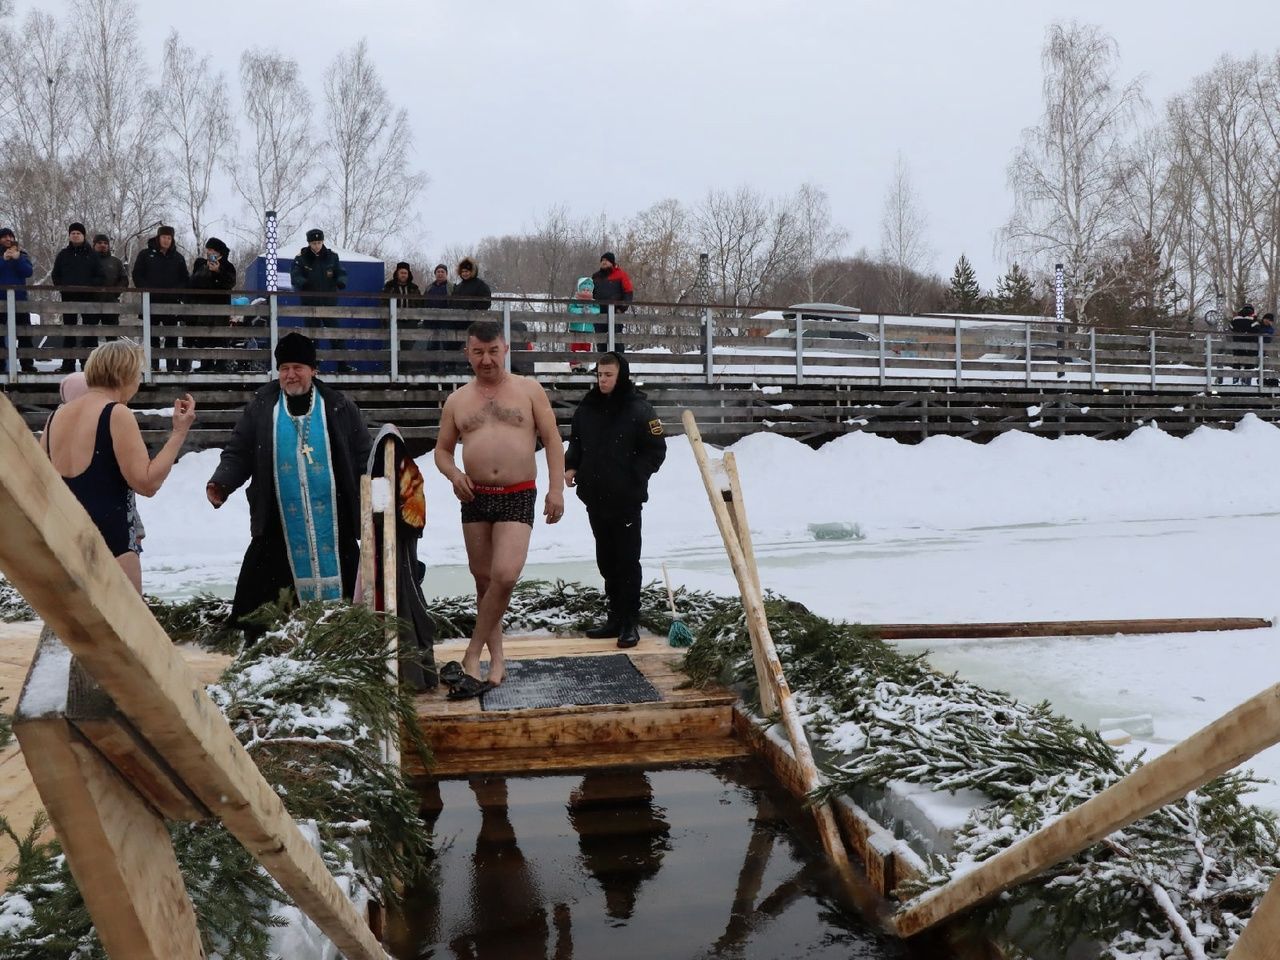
[0,393,388,960]
[14,717,205,959]
[422,702,734,752]
[720,452,778,717]
[872,617,1270,640]
[379,444,399,767]
[682,410,862,902]
[894,680,1280,937]
[1228,871,1280,958]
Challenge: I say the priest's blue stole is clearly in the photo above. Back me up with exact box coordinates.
[273,391,343,601]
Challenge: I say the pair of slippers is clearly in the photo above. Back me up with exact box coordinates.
[440,660,495,701]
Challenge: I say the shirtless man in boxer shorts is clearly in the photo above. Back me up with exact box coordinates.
[434,320,566,693]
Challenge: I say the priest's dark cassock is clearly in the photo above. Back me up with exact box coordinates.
[209,334,372,632]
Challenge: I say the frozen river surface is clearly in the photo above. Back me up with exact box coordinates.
[133,420,1280,808]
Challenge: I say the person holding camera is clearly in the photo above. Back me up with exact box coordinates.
[0,228,34,371]
[188,238,237,372]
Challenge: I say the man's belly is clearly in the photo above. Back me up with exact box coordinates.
[460,430,537,485]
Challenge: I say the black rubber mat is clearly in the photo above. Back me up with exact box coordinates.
[480,654,661,712]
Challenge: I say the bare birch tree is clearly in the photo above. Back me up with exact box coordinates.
[73,0,169,257]
[879,155,932,313]
[158,31,232,251]
[0,11,83,274]
[233,48,321,244]
[1004,21,1144,322]
[793,182,849,302]
[322,39,427,254]
[618,198,697,303]
[693,186,803,307]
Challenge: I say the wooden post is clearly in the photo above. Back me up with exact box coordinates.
[682,410,859,900]
[0,392,389,960]
[894,679,1280,937]
[360,476,376,608]
[380,443,400,767]
[721,452,778,717]
[1228,872,1280,958]
[15,629,205,960]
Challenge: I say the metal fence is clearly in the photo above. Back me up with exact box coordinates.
[5,288,1277,394]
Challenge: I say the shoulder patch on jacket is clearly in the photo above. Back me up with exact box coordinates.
[648,418,663,436]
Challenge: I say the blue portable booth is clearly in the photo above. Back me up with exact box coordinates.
[244,240,386,372]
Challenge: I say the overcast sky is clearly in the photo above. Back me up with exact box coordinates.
[44,0,1280,286]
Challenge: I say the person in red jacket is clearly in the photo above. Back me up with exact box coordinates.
[590,252,634,351]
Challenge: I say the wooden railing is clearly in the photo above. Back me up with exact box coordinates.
[5,287,1279,393]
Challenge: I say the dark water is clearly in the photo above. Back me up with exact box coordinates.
[388,760,908,960]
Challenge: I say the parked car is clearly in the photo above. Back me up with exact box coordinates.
[753,303,877,343]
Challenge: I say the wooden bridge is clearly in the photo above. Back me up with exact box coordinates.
[4,288,1280,448]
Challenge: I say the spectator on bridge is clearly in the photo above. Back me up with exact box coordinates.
[291,228,348,369]
[51,222,106,371]
[567,276,600,371]
[383,261,423,314]
[132,225,190,373]
[452,258,491,311]
[0,227,35,372]
[188,238,237,373]
[423,264,450,308]
[591,252,634,351]
[419,264,453,373]
[89,234,129,336]
[385,261,424,372]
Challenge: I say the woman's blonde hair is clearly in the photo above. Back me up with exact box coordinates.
[84,339,144,390]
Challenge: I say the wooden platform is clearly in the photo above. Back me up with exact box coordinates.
[406,632,750,780]
[0,621,231,893]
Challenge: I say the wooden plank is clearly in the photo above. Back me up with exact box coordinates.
[873,617,1271,639]
[422,703,734,751]
[721,453,776,717]
[1228,870,1280,958]
[0,393,388,960]
[894,680,1280,937]
[730,705,925,900]
[409,736,750,779]
[14,717,205,960]
[683,411,862,902]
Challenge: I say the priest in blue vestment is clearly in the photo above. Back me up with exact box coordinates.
[207,332,372,634]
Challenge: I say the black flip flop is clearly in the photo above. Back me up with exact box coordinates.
[439,661,465,688]
[446,674,495,701]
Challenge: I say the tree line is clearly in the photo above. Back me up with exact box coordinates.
[5,5,1273,325]
[1000,21,1280,327]
[0,0,425,283]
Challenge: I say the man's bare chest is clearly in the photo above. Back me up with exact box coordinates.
[458,397,528,434]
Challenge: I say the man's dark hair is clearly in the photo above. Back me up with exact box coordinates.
[596,351,622,367]
[466,319,503,342]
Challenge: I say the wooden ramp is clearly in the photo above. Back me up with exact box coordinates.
[405,632,749,780]
[0,620,232,894]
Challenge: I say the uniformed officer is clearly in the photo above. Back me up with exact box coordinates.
[565,352,667,647]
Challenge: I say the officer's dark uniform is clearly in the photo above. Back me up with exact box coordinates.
[565,353,667,645]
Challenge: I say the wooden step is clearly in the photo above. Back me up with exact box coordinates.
[420,699,736,754]
[408,735,750,780]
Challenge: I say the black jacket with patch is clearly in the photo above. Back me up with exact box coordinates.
[565,355,666,511]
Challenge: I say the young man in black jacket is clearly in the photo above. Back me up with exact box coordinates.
[564,352,666,647]
[89,234,129,336]
[51,222,106,370]
[188,238,237,371]
[132,225,190,371]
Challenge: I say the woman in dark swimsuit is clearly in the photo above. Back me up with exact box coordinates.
[41,340,196,593]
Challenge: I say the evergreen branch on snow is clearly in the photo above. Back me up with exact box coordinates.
[0,599,429,960]
[678,594,1280,959]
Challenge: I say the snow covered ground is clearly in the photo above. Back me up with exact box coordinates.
[138,413,1280,807]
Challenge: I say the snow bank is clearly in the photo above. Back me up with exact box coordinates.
[139,414,1280,597]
